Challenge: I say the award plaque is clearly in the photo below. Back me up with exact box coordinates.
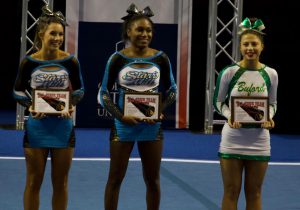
[231,96,269,124]
[33,89,70,114]
[123,92,161,120]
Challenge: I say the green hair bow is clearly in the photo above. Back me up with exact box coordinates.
[239,17,265,34]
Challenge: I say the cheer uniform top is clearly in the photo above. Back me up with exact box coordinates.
[213,64,278,160]
[98,51,177,141]
[13,55,84,148]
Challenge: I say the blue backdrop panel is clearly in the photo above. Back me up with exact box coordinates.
[76,22,178,128]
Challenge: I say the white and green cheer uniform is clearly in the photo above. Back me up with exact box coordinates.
[213,64,278,160]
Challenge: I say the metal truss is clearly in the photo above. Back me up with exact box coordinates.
[16,0,53,130]
[204,0,243,133]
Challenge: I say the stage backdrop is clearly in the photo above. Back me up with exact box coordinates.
[66,0,192,128]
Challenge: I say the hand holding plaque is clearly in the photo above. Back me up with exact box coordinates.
[231,96,269,125]
[33,89,70,115]
[123,92,161,121]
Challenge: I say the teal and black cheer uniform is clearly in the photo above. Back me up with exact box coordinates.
[98,51,177,141]
[13,55,84,148]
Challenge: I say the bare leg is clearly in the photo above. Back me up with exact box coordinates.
[220,158,244,210]
[23,148,49,210]
[138,140,163,210]
[105,141,135,210]
[244,160,268,210]
[50,148,74,210]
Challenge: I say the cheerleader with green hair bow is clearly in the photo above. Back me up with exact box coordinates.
[213,17,278,210]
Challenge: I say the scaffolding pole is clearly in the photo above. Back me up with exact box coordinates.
[16,0,53,130]
[204,0,243,134]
